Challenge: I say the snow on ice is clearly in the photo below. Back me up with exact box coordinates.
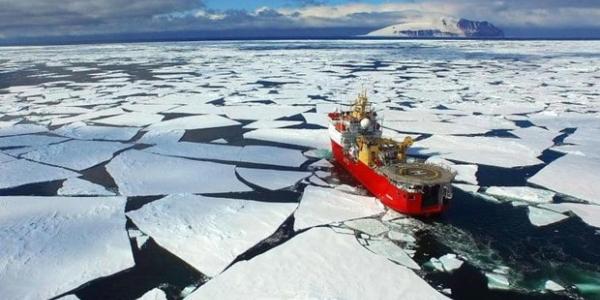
[484,186,555,204]
[527,206,569,227]
[58,177,116,196]
[0,159,78,189]
[529,154,600,205]
[127,194,297,277]
[294,186,384,231]
[106,150,251,196]
[0,196,133,300]
[244,128,330,149]
[21,140,130,171]
[235,167,310,190]
[187,227,447,299]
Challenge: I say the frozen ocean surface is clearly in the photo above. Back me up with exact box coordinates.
[0,39,599,299]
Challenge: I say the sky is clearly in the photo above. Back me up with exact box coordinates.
[0,0,599,44]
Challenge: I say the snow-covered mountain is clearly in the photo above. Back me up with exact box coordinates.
[367,17,504,38]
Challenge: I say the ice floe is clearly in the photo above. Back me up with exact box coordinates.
[106,150,251,196]
[93,112,164,127]
[127,194,297,276]
[364,239,420,270]
[527,206,569,227]
[21,140,130,171]
[344,218,389,236]
[0,159,78,189]
[484,186,555,204]
[427,254,463,273]
[416,135,543,168]
[240,145,308,167]
[145,142,241,162]
[244,128,330,149]
[54,122,139,141]
[0,196,133,300]
[540,203,600,228]
[0,134,68,148]
[146,115,239,131]
[243,120,302,129]
[426,156,477,185]
[528,154,600,205]
[187,227,446,299]
[0,124,47,137]
[486,272,510,290]
[138,288,167,300]
[235,167,310,190]
[544,280,565,292]
[294,186,384,231]
[58,177,116,196]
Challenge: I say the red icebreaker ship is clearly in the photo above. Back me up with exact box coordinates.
[328,92,455,216]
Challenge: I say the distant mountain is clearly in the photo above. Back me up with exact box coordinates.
[367,17,504,38]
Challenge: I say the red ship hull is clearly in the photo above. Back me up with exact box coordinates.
[330,139,447,216]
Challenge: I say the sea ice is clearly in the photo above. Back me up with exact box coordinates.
[484,186,555,204]
[137,129,184,144]
[0,151,16,163]
[146,115,239,131]
[438,254,464,272]
[187,227,447,300]
[486,272,511,290]
[21,140,130,171]
[416,135,543,168]
[388,231,416,243]
[145,142,241,162]
[0,159,78,189]
[0,124,47,137]
[528,154,600,205]
[127,194,297,277]
[58,177,116,196]
[243,120,303,129]
[93,112,164,127]
[0,196,133,300]
[0,134,68,148]
[220,105,310,120]
[453,183,480,193]
[235,167,310,190]
[240,145,308,167]
[540,203,600,228]
[138,288,167,300]
[53,122,139,141]
[426,156,477,185]
[527,206,569,227]
[106,150,251,196]
[365,239,420,270]
[244,128,330,149]
[544,280,565,292]
[294,186,384,231]
[344,218,389,236]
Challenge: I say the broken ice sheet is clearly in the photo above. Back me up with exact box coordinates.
[236,167,310,190]
[0,196,133,300]
[106,150,251,196]
[187,227,447,300]
[541,202,600,228]
[146,115,240,131]
[415,135,543,168]
[0,159,78,190]
[344,218,389,236]
[484,186,555,204]
[240,145,308,167]
[294,185,384,231]
[0,124,47,137]
[138,288,167,300]
[426,156,477,185]
[243,120,303,129]
[0,134,68,148]
[486,272,510,290]
[244,128,330,149]
[92,112,164,127]
[58,177,115,196]
[53,121,139,141]
[365,238,420,270]
[528,154,600,205]
[527,206,569,227]
[127,194,297,277]
[21,140,130,171]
